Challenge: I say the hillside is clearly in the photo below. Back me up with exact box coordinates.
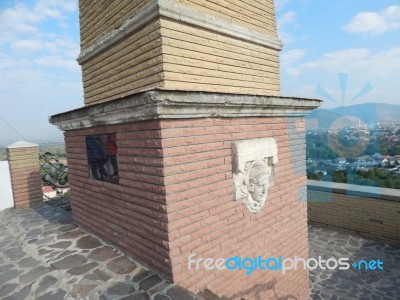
[307,103,400,129]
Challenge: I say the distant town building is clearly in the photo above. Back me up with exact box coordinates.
[42,186,56,198]
[42,186,69,199]
[335,158,347,165]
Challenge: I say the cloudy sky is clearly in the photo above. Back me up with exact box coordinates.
[0,0,80,144]
[0,0,399,144]
[278,0,400,108]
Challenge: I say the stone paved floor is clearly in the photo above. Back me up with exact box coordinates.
[1,203,399,300]
[0,204,214,300]
[308,224,400,300]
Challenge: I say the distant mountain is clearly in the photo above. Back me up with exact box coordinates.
[306,103,400,129]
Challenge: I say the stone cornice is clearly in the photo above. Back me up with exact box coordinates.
[49,90,321,131]
[77,0,283,65]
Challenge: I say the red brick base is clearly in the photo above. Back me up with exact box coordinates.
[65,117,309,299]
[10,167,42,208]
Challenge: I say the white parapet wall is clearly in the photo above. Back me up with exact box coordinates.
[0,161,14,210]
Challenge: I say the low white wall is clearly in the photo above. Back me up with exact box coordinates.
[0,161,14,210]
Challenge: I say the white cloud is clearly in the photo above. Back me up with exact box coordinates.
[286,68,301,77]
[0,1,82,144]
[0,1,80,69]
[34,55,79,71]
[0,54,32,70]
[0,53,13,69]
[0,68,48,98]
[44,38,80,58]
[301,49,370,72]
[0,1,77,39]
[61,82,83,93]
[282,49,306,65]
[11,40,44,52]
[275,0,292,12]
[281,49,306,77]
[278,11,297,28]
[300,48,400,78]
[343,5,400,35]
[281,47,400,106]
[277,11,297,43]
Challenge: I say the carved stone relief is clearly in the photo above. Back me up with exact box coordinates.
[232,137,278,213]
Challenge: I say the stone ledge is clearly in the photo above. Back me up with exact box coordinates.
[308,180,400,202]
[7,141,38,149]
[49,90,321,131]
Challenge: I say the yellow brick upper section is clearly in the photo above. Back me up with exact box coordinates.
[79,0,277,50]
[160,18,280,96]
[82,20,165,105]
[173,0,277,37]
[79,0,281,105]
[79,0,152,49]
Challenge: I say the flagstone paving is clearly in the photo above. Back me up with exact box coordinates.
[0,202,399,299]
[0,204,223,300]
[308,225,400,300]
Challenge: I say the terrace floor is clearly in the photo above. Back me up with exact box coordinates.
[0,203,204,300]
[0,202,399,300]
[308,225,400,300]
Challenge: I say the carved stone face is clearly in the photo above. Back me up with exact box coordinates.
[247,161,271,209]
[231,137,278,213]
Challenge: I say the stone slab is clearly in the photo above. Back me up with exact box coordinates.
[49,90,321,131]
[106,256,138,275]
